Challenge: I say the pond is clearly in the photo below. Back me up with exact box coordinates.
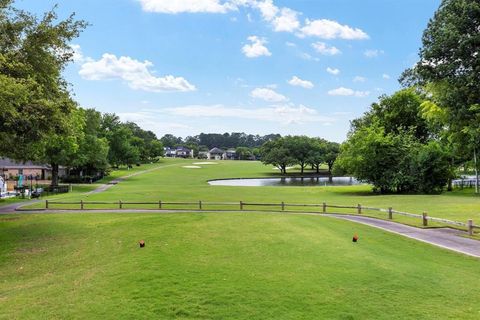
[208,176,362,187]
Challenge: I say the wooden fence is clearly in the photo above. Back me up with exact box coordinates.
[44,200,479,236]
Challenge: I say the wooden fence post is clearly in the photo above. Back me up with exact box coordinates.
[199,200,202,210]
[281,201,285,211]
[158,200,162,209]
[80,200,84,210]
[388,207,393,220]
[45,200,49,209]
[240,201,243,210]
[422,212,428,226]
[119,200,123,209]
[468,219,474,236]
[357,204,362,214]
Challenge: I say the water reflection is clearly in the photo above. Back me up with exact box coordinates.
[208,176,361,187]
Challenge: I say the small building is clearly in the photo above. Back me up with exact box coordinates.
[223,149,237,160]
[208,148,225,160]
[175,146,194,158]
[164,147,177,158]
[0,157,66,181]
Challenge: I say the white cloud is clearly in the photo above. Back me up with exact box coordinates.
[285,41,296,47]
[164,104,333,125]
[242,36,272,58]
[382,73,391,79]
[253,0,279,21]
[312,42,341,55]
[288,76,314,89]
[300,19,369,40]
[79,53,196,92]
[353,76,366,82]
[250,87,288,102]
[364,49,384,58]
[138,0,236,14]
[328,87,370,97]
[326,67,340,75]
[271,8,300,32]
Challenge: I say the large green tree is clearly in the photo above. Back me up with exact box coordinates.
[401,0,480,192]
[0,1,87,160]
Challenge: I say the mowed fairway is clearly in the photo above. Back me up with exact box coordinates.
[30,158,480,225]
[1,212,480,319]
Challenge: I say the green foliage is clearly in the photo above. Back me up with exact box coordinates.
[337,90,452,193]
[260,138,296,174]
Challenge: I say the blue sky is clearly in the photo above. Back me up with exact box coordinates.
[18,0,440,142]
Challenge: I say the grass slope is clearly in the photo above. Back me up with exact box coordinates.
[1,212,480,319]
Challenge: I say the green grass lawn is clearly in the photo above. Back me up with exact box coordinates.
[26,158,480,227]
[1,212,480,319]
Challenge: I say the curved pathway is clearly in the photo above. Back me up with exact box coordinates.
[327,214,480,258]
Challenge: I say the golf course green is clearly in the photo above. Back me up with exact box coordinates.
[1,159,480,319]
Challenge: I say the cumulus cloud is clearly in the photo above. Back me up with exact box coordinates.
[300,19,369,39]
[382,73,391,79]
[271,8,300,32]
[164,104,333,124]
[328,87,370,97]
[353,76,366,82]
[326,67,340,75]
[364,49,384,58]
[79,53,196,92]
[312,42,341,55]
[288,76,314,89]
[242,36,272,58]
[250,87,288,102]
[137,0,236,14]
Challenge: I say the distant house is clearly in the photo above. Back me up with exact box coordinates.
[0,158,66,180]
[208,148,225,160]
[164,147,177,158]
[164,147,194,158]
[175,146,194,158]
[223,149,237,160]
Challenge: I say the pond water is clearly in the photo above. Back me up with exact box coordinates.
[208,176,362,187]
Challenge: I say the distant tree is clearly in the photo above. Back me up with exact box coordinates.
[285,136,312,174]
[160,134,183,148]
[260,139,295,174]
[307,138,327,174]
[235,147,252,160]
[324,142,340,175]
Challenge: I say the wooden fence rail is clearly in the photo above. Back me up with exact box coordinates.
[44,200,478,235]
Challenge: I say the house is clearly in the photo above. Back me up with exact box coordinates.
[175,146,194,158]
[0,157,66,181]
[223,149,237,160]
[208,147,225,160]
[164,147,194,158]
[164,147,177,158]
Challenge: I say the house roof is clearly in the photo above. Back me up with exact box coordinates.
[176,146,191,152]
[0,158,50,170]
[209,147,224,154]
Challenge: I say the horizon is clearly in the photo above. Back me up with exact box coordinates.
[18,0,440,142]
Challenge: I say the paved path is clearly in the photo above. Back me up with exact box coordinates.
[328,214,480,258]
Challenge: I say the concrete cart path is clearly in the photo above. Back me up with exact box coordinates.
[0,163,180,213]
[328,214,480,258]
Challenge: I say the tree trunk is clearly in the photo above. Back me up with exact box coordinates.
[301,162,304,174]
[474,148,479,194]
[51,163,59,187]
[316,164,319,174]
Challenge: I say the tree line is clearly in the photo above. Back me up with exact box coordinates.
[260,136,340,175]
